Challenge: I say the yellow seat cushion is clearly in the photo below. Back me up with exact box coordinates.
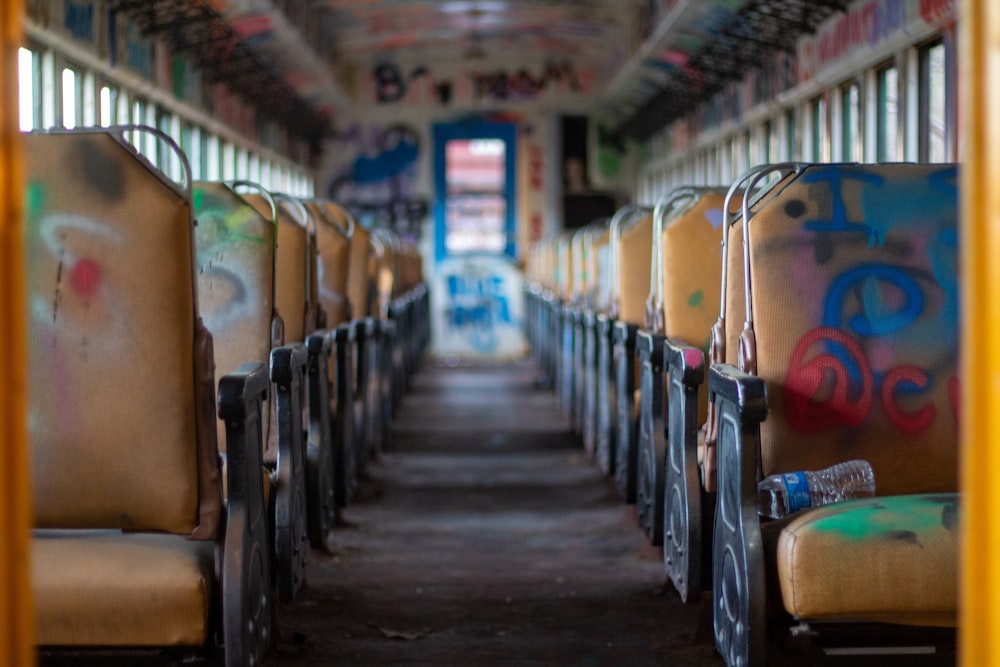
[776,494,958,627]
[33,531,215,647]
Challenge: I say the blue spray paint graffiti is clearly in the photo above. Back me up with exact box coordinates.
[802,166,884,239]
[445,272,514,353]
[784,165,959,433]
[327,123,429,237]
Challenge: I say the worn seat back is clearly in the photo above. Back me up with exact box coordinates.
[193,182,277,460]
[28,131,215,537]
[348,222,373,319]
[310,200,353,327]
[614,212,653,326]
[659,189,727,369]
[734,163,959,491]
[244,193,318,343]
[709,162,960,665]
[24,129,248,651]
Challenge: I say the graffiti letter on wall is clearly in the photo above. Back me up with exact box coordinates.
[374,63,407,103]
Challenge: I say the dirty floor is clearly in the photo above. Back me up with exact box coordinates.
[268,360,724,667]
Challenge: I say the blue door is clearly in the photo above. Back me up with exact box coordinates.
[433,121,517,262]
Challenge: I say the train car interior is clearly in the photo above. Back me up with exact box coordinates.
[4,0,999,666]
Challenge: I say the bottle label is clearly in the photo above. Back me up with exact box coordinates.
[782,472,812,513]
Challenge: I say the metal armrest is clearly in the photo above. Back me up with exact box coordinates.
[637,330,667,545]
[613,321,640,503]
[305,331,336,550]
[595,314,617,476]
[333,324,357,507]
[707,362,768,667]
[269,343,309,601]
[663,337,709,603]
[217,361,272,667]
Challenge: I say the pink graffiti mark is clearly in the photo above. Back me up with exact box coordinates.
[683,347,705,371]
[785,327,873,432]
[69,258,101,297]
[881,366,935,434]
[786,326,952,435]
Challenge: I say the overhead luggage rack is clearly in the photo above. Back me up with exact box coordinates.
[612,0,850,140]
[109,0,333,148]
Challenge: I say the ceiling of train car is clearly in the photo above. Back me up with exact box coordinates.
[113,0,852,147]
[314,0,630,70]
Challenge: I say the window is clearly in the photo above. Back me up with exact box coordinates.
[720,138,733,185]
[181,122,200,181]
[877,65,899,161]
[236,147,249,180]
[221,141,236,180]
[810,95,830,162]
[784,108,797,161]
[99,84,119,127]
[202,130,215,181]
[444,138,508,253]
[919,41,947,162]
[18,47,39,131]
[840,81,861,161]
[61,66,81,129]
[249,153,261,185]
[157,109,175,179]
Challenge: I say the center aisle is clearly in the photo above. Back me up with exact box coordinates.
[270,361,723,666]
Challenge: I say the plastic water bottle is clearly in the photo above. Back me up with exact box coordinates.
[757,460,875,519]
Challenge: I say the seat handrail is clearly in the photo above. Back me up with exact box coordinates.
[607,204,650,319]
[309,199,354,241]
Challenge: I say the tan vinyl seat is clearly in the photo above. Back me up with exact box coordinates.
[709,162,960,664]
[25,128,270,661]
[193,182,276,462]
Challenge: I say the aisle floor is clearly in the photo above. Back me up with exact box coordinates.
[269,361,725,666]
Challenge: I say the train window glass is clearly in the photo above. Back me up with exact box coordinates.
[128,98,147,151]
[18,47,38,131]
[222,141,236,180]
[157,109,174,178]
[249,153,261,185]
[263,161,274,190]
[131,98,144,126]
[769,120,780,164]
[236,147,249,180]
[182,123,197,179]
[115,89,129,128]
[200,130,213,181]
[60,67,79,129]
[99,85,118,127]
[877,65,899,161]
[760,121,772,164]
[919,40,947,162]
[841,81,861,161]
[81,71,96,126]
[443,138,507,254]
[741,132,752,173]
[720,139,732,184]
[810,95,830,162]
[784,108,797,160]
